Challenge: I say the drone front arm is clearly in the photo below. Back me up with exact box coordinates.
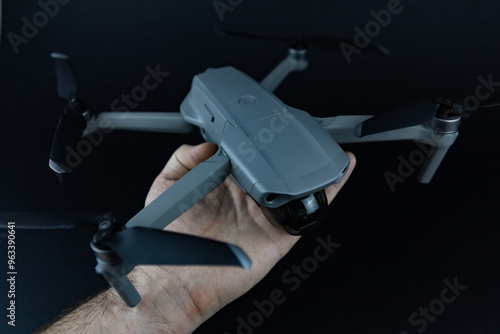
[83,112,193,135]
[316,116,459,183]
[125,148,230,230]
[260,50,308,92]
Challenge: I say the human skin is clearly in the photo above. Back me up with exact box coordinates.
[42,142,356,333]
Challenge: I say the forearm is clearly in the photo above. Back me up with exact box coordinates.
[42,266,206,334]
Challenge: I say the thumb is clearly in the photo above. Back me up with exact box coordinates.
[145,143,218,206]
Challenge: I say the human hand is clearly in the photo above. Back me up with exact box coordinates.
[42,142,355,334]
[137,142,356,332]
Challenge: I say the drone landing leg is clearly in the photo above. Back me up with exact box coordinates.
[416,146,450,183]
[84,112,193,135]
[125,148,231,230]
[260,49,308,92]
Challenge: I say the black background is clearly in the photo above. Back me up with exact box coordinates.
[1,1,500,333]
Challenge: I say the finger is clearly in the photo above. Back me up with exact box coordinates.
[160,142,219,180]
[324,152,356,205]
[145,143,218,206]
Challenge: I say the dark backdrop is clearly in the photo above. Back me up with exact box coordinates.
[1,1,499,333]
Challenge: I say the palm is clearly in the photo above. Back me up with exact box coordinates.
[142,143,355,322]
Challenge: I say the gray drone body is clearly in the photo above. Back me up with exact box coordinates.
[181,66,350,208]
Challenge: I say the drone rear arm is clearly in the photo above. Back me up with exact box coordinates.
[125,148,230,230]
[316,116,433,143]
[316,116,459,183]
[260,49,308,92]
[84,112,193,135]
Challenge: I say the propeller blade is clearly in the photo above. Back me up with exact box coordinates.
[49,110,87,173]
[355,100,440,138]
[214,27,390,55]
[309,35,390,55]
[104,227,251,269]
[0,212,103,229]
[463,101,500,112]
[213,26,286,43]
[51,53,78,100]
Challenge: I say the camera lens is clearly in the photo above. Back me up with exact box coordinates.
[263,189,328,235]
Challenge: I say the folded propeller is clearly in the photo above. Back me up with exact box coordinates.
[0,212,250,307]
[355,97,500,138]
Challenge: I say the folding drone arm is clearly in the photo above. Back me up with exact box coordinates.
[83,111,193,135]
[260,49,309,92]
[90,148,231,307]
[125,147,230,229]
[316,115,459,183]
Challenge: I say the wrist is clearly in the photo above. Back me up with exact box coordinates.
[111,265,205,333]
[43,265,205,334]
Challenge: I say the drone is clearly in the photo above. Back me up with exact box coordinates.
[2,27,497,308]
